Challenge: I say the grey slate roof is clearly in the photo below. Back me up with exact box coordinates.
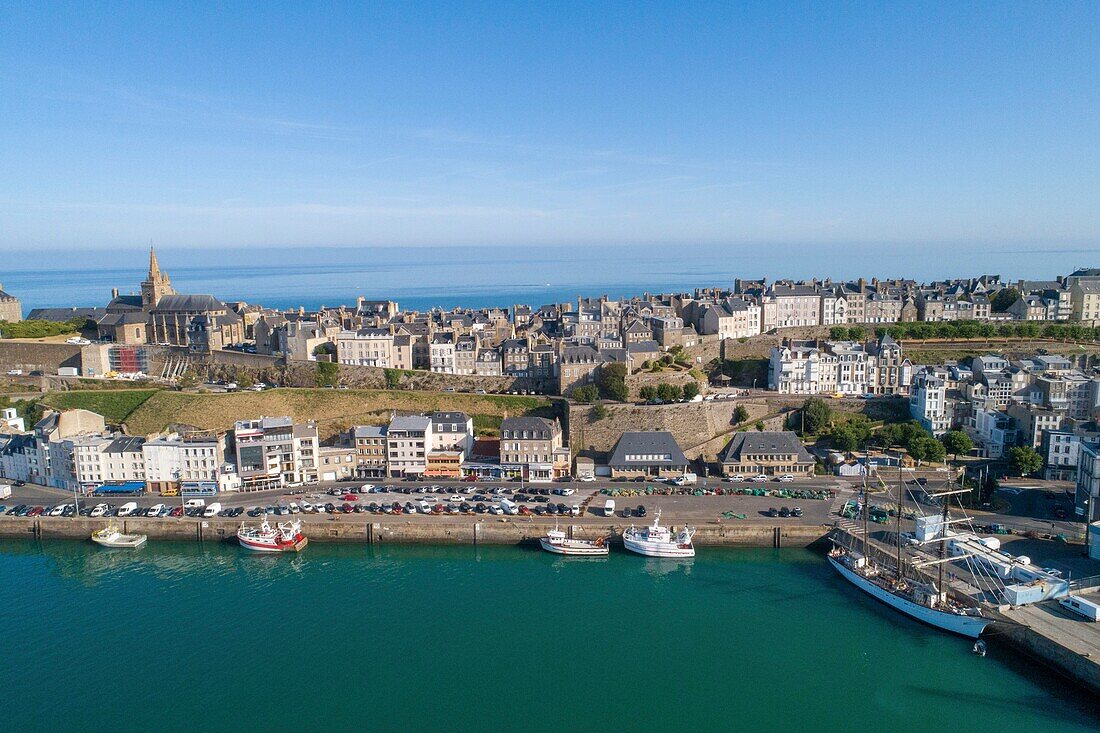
[430,412,470,429]
[104,435,145,453]
[607,431,688,468]
[152,294,226,312]
[500,416,558,439]
[388,415,431,432]
[719,431,814,464]
[352,425,388,439]
[26,307,105,322]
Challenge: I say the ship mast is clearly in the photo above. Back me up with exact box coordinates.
[938,483,950,595]
[895,457,904,579]
[862,452,870,560]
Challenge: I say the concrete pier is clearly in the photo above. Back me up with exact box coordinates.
[0,515,831,547]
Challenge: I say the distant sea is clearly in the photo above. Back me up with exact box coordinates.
[3,243,1099,314]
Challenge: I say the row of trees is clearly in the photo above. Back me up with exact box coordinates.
[872,319,1100,342]
[639,381,700,403]
[827,326,868,341]
[814,396,1047,475]
[0,318,91,339]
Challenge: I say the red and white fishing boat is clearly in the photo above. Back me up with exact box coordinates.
[237,516,308,553]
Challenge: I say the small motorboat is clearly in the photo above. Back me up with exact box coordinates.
[91,523,147,548]
[538,524,609,556]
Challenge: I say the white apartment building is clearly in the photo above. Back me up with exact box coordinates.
[966,405,1017,459]
[429,333,457,374]
[767,285,821,329]
[386,415,433,476]
[143,433,229,494]
[770,337,912,396]
[337,328,394,367]
[699,298,761,340]
[910,369,951,435]
[233,417,318,491]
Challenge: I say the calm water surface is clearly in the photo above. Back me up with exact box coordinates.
[1,541,1096,732]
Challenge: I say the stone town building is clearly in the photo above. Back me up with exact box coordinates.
[606,431,689,479]
[0,284,23,322]
[350,425,388,478]
[719,431,815,477]
[499,416,569,481]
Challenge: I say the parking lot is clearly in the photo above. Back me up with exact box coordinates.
[1,475,848,526]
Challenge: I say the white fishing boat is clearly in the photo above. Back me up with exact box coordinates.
[538,524,608,556]
[622,510,695,558]
[91,523,147,548]
[828,466,991,639]
[237,516,308,553]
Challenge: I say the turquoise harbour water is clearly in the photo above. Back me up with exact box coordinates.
[1,541,1097,732]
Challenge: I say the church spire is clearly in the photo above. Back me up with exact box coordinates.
[149,246,161,279]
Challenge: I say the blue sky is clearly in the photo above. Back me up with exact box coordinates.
[1,1,1098,251]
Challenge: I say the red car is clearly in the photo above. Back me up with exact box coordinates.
[463,475,478,482]
[169,506,184,517]
[28,506,44,517]
[342,494,358,502]
[341,503,353,513]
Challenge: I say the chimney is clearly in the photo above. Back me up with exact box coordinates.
[859,277,866,292]
[112,288,119,299]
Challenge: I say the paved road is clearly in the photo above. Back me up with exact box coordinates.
[2,476,848,525]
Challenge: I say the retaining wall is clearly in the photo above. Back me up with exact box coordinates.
[0,516,829,547]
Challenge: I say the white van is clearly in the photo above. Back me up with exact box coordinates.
[603,499,616,517]
[202,502,222,518]
[117,502,138,517]
[184,499,206,509]
[1059,595,1100,622]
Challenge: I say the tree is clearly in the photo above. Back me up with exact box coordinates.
[908,435,946,464]
[315,361,339,387]
[656,382,682,402]
[940,430,974,461]
[800,397,832,435]
[590,404,608,421]
[1007,446,1043,477]
[384,368,402,389]
[235,372,255,389]
[681,381,700,401]
[597,362,629,402]
[177,368,199,388]
[573,384,599,403]
[829,416,873,452]
[828,326,849,340]
[990,287,1020,312]
[639,385,658,401]
[848,326,867,341]
[733,405,749,424]
[755,420,765,431]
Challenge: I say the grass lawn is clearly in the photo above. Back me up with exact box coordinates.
[40,389,159,425]
[121,387,554,437]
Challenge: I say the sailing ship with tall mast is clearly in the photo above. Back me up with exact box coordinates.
[828,461,991,639]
